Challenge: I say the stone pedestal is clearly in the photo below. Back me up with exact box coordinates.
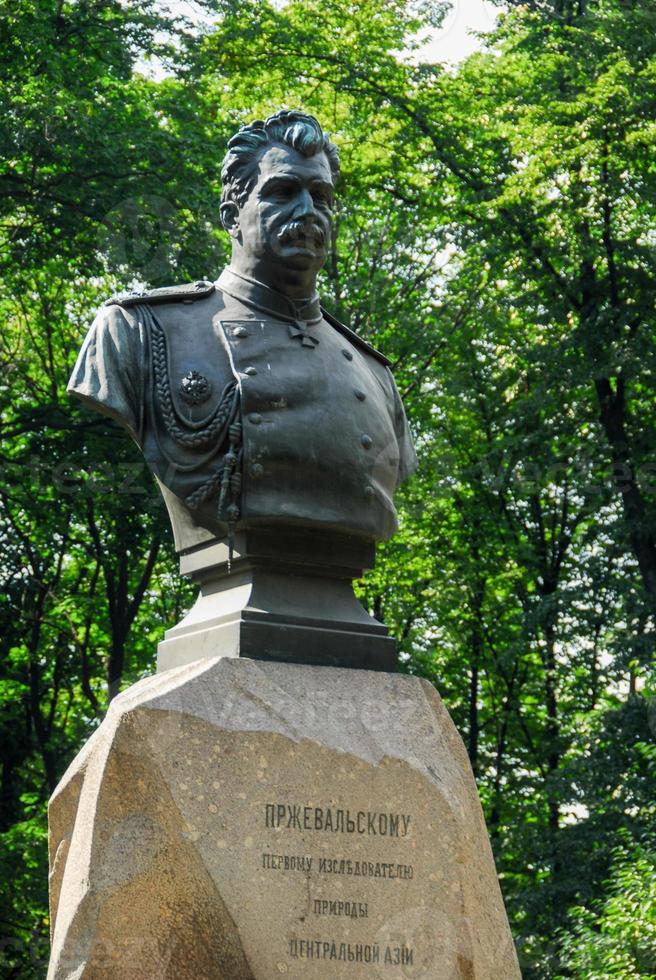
[158,528,396,673]
[48,659,521,979]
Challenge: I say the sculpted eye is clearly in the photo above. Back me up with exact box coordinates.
[269,181,297,199]
[313,190,333,209]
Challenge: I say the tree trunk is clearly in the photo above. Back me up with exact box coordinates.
[595,376,656,612]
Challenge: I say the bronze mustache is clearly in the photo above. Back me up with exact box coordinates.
[276,220,326,246]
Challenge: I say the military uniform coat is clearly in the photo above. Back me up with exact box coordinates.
[67,269,417,547]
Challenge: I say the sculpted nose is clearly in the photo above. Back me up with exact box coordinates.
[292,188,317,218]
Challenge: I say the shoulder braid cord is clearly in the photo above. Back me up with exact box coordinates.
[150,313,238,448]
[138,304,243,558]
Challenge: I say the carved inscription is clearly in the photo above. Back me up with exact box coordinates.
[261,853,313,872]
[288,939,415,966]
[260,799,418,972]
[313,899,369,919]
[318,857,414,880]
[264,802,412,837]
[261,852,414,880]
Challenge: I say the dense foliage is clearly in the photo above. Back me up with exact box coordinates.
[1,0,654,976]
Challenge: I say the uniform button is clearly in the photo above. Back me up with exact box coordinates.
[342,349,353,361]
[248,413,263,425]
[250,463,264,478]
[364,485,375,498]
[354,388,366,401]
[361,434,373,449]
[233,326,249,338]
[244,366,257,376]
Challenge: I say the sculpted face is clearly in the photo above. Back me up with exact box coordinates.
[226,143,335,276]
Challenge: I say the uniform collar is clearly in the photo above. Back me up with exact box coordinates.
[217,268,322,325]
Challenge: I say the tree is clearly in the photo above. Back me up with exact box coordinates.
[558,837,656,978]
[1,1,654,976]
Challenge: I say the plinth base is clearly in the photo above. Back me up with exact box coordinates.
[48,659,521,979]
[158,528,397,672]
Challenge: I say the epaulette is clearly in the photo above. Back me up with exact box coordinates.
[104,279,215,308]
[321,306,391,367]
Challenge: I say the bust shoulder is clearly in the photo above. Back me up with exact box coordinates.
[320,307,390,367]
[103,279,216,309]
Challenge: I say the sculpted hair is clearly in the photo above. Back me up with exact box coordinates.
[221,109,340,207]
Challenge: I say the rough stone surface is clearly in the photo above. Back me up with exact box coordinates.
[48,658,521,979]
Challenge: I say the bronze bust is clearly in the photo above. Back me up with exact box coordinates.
[68,110,416,670]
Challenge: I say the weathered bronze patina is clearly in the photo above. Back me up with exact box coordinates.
[68,110,416,669]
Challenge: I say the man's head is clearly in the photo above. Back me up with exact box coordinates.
[220,110,340,284]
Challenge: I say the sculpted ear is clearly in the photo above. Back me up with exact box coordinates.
[220,201,240,238]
